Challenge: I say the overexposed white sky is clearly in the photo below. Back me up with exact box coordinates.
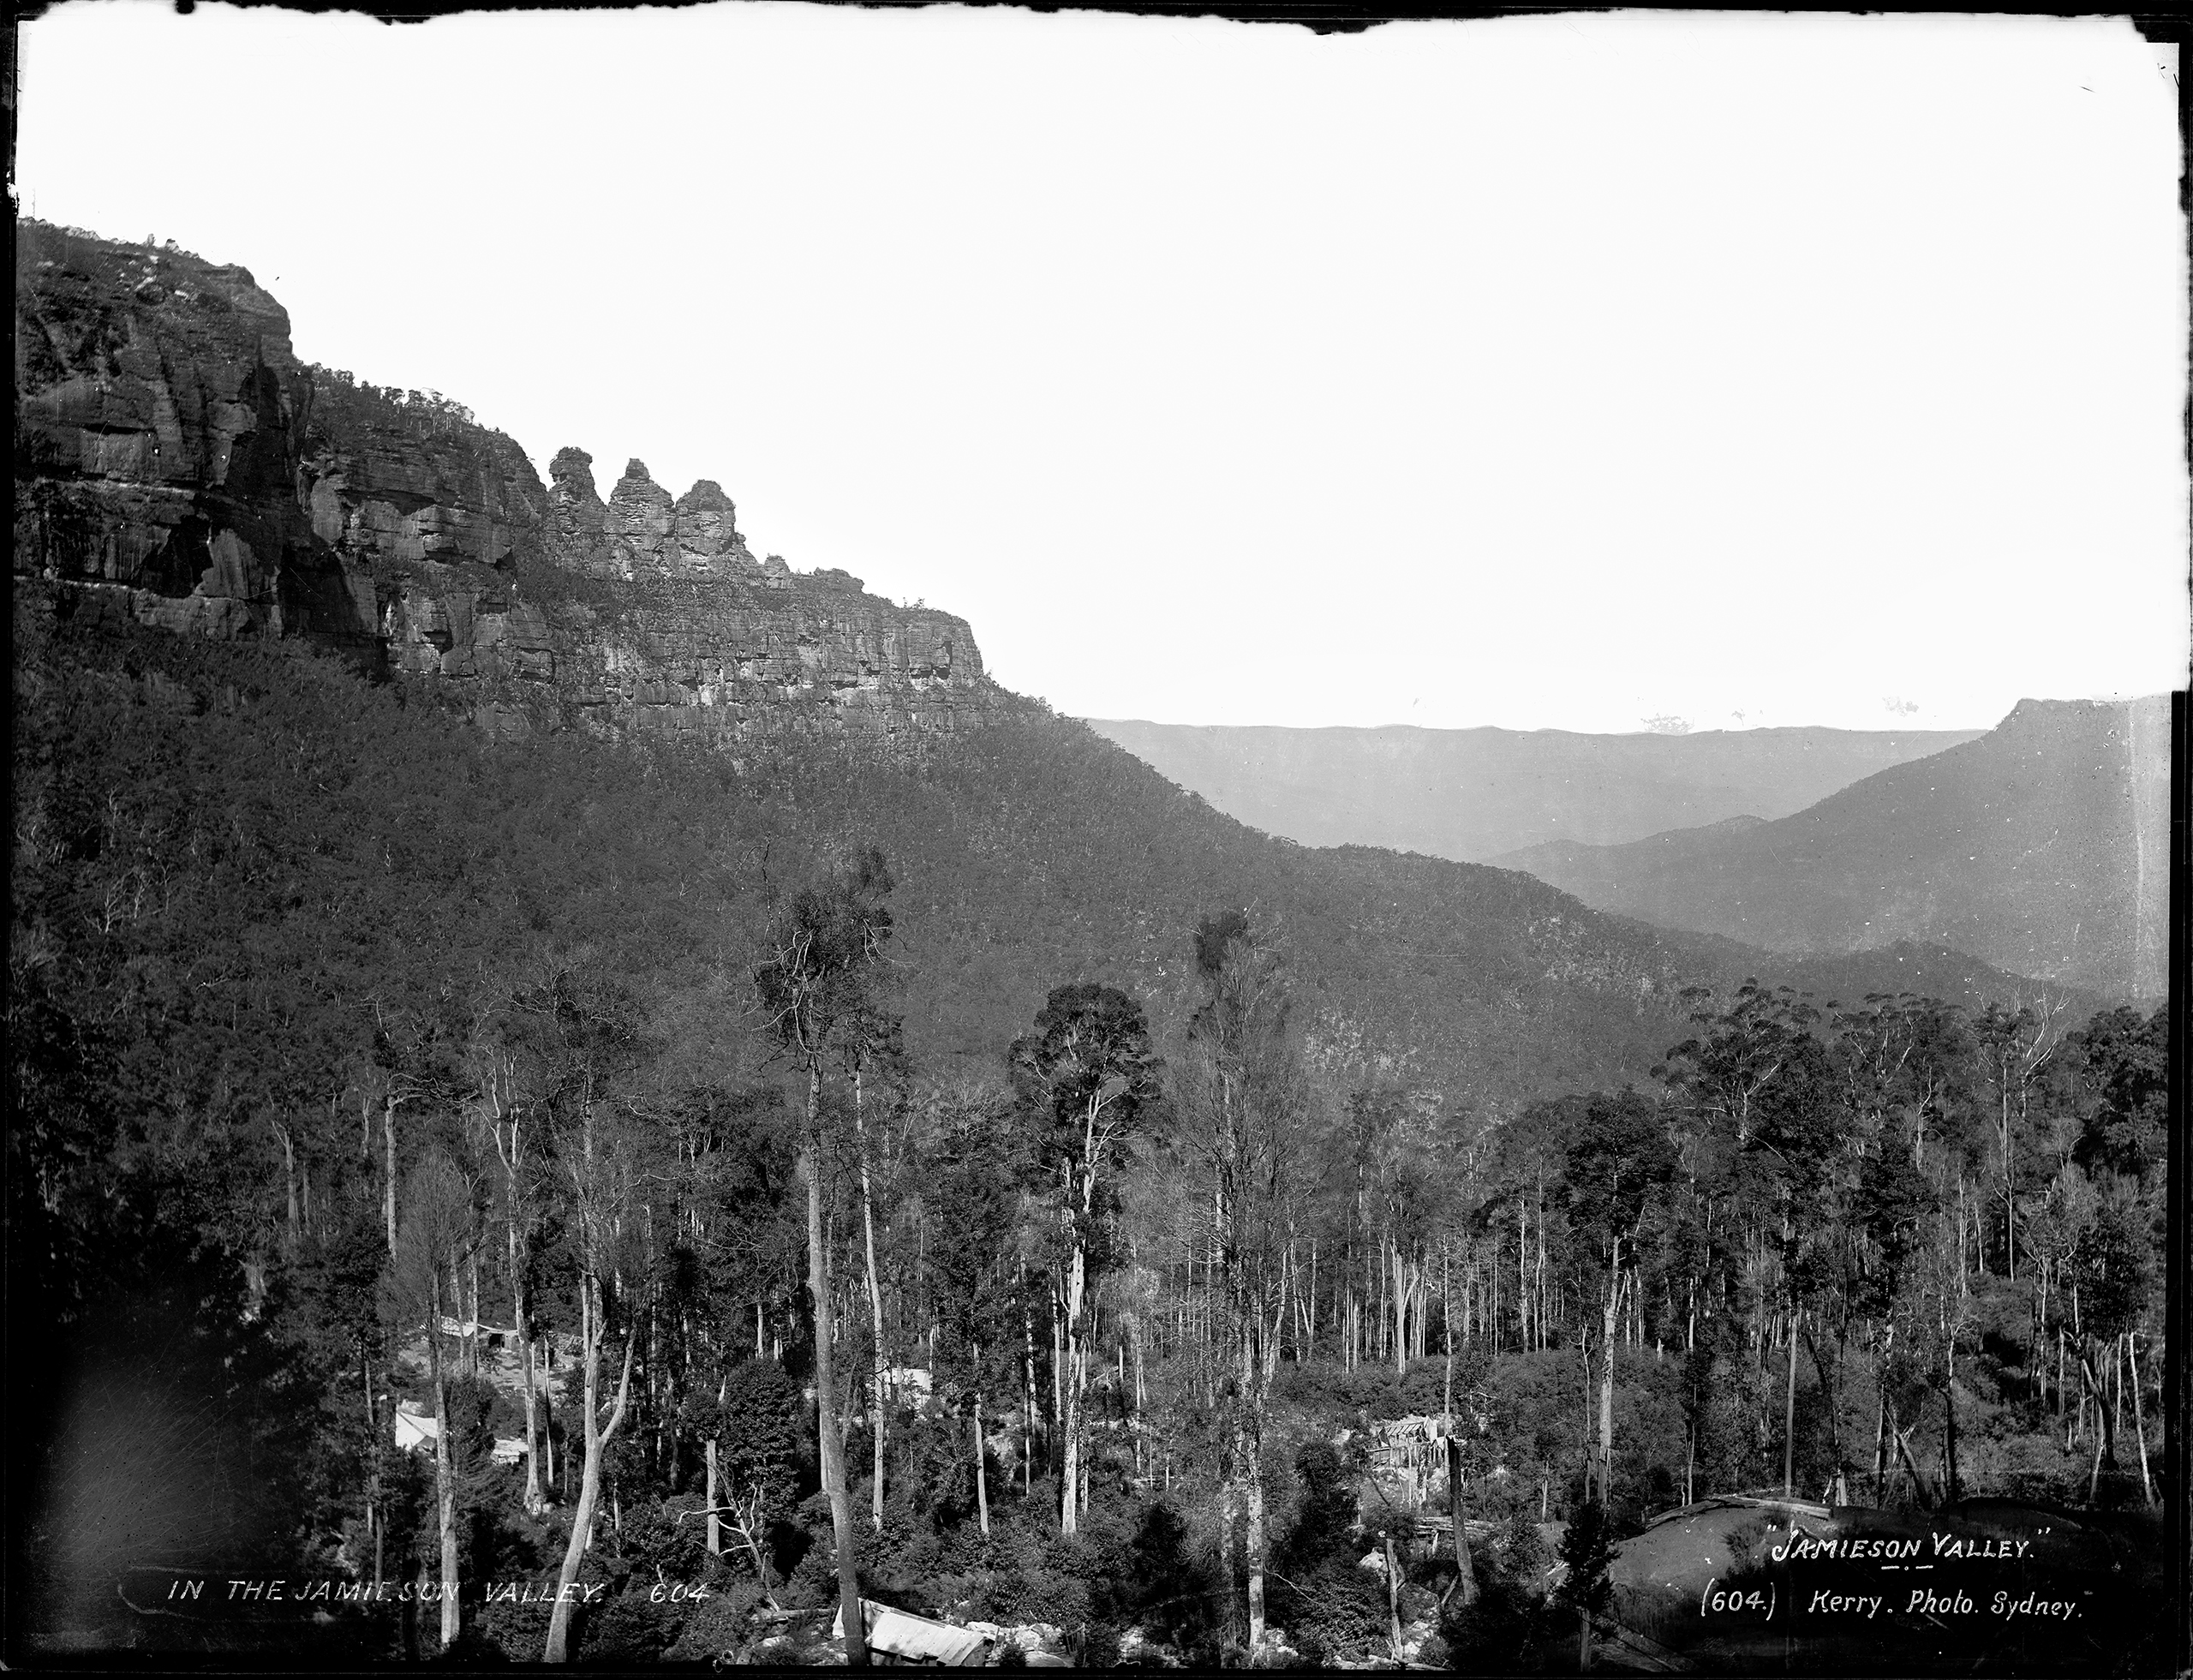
[16,5,2187,732]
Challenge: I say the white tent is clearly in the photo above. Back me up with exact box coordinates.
[393,1410,440,1453]
[829,1599,991,1666]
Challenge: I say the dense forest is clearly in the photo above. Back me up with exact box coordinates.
[8,598,2166,1669]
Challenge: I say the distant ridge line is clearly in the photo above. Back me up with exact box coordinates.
[1081,716,1984,864]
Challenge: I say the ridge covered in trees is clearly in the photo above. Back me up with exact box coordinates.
[7,597,2163,1669]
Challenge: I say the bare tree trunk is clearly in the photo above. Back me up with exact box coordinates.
[1384,1534,1405,1660]
[1061,1241,1085,1536]
[801,1109,869,1668]
[853,1067,887,1533]
[1872,1384,1887,1506]
[540,1341,558,1498]
[1218,1448,1240,1644]
[2079,1348,2120,1497]
[1244,1389,1267,1650]
[507,1187,542,1514]
[705,1438,721,1556]
[1392,1240,1407,1377]
[383,1096,398,1257]
[1891,1412,1934,1509]
[469,1249,482,1380]
[543,1281,636,1662]
[1783,1306,1800,1498]
[1448,1437,1476,1606]
[2127,1334,2155,1505]
[1020,1255,1038,1498]
[1580,1335,1596,1504]
[1051,1282,1065,1438]
[361,1342,385,1593]
[520,1328,542,1511]
[974,1383,990,1536]
[1943,1336,1959,1506]
[1443,1248,1476,1607]
[275,1121,299,1259]
[430,1273,460,1649]
[1602,1241,1620,1504]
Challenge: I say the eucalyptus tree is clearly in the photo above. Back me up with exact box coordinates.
[840,1006,907,1532]
[1657,983,1835,1480]
[1970,1000,2060,1277]
[753,847,897,1669]
[2069,1005,2166,1187]
[1008,981,1163,1535]
[2071,1194,2151,1501]
[1177,910,1306,1653]
[530,966,649,1665]
[925,1084,1030,1536]
[1557,1089,1676,1508]
[388,1150,483,1650]
[1851,1111,1935,1501]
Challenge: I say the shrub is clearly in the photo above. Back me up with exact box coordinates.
[658,1576,769,1663]
[1277,1557,1388,1666]
[1441,1557,1548,1675]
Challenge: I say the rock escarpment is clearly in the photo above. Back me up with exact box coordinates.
[15,219,1006,748]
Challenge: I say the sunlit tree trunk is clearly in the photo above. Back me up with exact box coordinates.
[973,1378,991,1535]
[853,1067,887,1533]
[1061,1241,1085,1536]
[1942,1332,1960,1506]
[429,1272,460,1649]
[1392,1239,1407,1377]
[2127,1334,2154,1505]
[705,1438,721,1557]
[1384,1534,1405,1660]
[1020,1257,1038,1498]
[544,1079,632,1665]
[542,1274,635,1662]
[1217,1462,1240,1641]
[1784,1304,1800,1499]
[520,1310,542,1512]
[2078,1344,2119,1500]
[802,1079,869,1666]
[384,1095,399,1256]
[1602,1235,1621,1504]
[1443,1249,1477,1607]
[1243,1315,1268,1648]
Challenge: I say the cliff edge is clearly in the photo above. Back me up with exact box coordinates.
[15,219,1007,748]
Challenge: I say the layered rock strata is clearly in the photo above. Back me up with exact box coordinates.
[15,220,1005,748]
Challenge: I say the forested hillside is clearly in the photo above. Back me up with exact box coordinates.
[1495,698,2169,1002]
[10,590,2164,1670]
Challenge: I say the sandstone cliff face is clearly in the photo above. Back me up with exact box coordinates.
[15,220,1006,749]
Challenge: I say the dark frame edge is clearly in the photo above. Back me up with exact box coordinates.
[2169,690,2190,1677]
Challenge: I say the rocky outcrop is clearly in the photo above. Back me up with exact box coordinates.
[547,450,769,583]
[15,219,1007,750]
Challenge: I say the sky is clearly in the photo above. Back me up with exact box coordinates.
[16,5,2187,732]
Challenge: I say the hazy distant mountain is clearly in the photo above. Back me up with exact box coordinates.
[1493,698,2168,1002]
[1081,720,1982,863]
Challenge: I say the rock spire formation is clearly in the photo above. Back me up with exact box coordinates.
[15,219,1005,748]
